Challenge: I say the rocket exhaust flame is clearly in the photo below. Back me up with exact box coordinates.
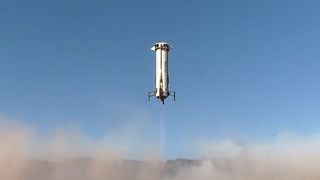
[148,42,175,104]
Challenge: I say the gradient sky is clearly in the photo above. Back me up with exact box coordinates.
[1,0,320,159]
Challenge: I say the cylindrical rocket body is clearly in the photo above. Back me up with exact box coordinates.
[155,49,162,97]
[161,49,169,95]
[151,42,171,99]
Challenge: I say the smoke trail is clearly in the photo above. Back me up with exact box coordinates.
[159,105,166,155]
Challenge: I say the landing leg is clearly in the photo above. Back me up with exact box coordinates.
[148,91,155,102]
[170,91,176,101]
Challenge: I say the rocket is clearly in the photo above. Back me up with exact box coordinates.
[148,42,175,104]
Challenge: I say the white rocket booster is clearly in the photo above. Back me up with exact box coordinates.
[148,42,175,104]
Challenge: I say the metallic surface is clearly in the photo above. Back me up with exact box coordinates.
[149,42,175,104]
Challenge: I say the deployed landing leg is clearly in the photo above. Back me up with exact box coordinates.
[148,90,175,104]
[170,91,176,101]
[148,91,155,102]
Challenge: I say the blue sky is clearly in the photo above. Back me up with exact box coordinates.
[1,0,320,158]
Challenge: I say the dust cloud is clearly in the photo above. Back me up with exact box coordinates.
[1,117,320,180]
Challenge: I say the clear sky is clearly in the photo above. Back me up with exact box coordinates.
[1,0,320,159]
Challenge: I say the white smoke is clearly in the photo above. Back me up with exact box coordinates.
[1,116,320,180]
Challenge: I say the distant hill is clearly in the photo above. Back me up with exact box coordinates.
[20,158,208,180]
